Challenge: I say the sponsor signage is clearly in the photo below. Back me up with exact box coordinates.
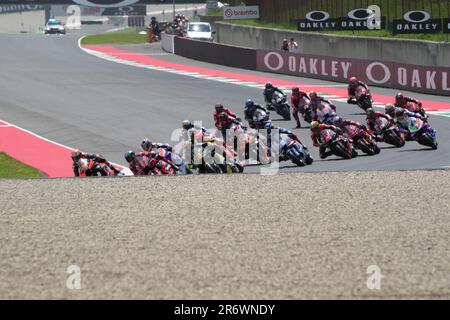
[224,5,259,20]
[393,10,442,34]
[0,4,44,14]
[257,50,450,96]
[50,4,145,16]
[0,1,205,5]
[443,18,450,33]
[297,9,386,31]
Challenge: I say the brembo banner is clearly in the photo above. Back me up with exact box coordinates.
[256,50,450,96]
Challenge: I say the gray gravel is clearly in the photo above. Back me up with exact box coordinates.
[1,170,449,299]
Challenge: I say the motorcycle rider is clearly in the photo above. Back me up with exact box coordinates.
[309,91,337,123]
[338,119,369,144]
[141,138,189,174]
[124,150,178,175]
[263,82,285,110]
[309,121,342,159]
[347,76,370,104]
[384,104,398,118]
[71,149,120,176]
[365,108,397,141]
[394,108,428,141]
[394,93,426,118]
[244,99,269,129]
[291,87,310,128]
[213,104,238,129]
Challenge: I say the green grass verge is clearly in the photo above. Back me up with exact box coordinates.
[80,28,147,45]
[0,152,44,179]
[228,20,449,42]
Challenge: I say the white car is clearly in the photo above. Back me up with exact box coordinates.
[186,22,215,41]
[44,19,66,35]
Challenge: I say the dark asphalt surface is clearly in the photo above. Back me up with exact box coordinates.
[0,26,449,172]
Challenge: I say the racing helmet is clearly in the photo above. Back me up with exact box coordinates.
[366,108,375,118]
[395,92,404,104]
[310,121,320,131]
[385,104,396,116]
[71,149,81,159]
[245,99,254,109]
[124,151,135,163]
[265,82,273,89]
[215,104,224,113]
[309,91,318,100]
[182,120,193,130]
[349,76,358,86]
[141,138,153,152]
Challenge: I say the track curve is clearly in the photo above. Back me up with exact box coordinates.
[0,27,449,173]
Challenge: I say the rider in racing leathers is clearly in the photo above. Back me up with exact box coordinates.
[263,82,285,110]
[347,76,370,105]
[124,150,177,175]
[338,119,369,144]
[309,91,337,123]
[310,121,342,159]
[71,149,120,176]
[141,138,189,174]
[394,93,427,118]
[394,108,428,141]
[244,99,269,129]
[213,104,238,129]
[365,108,397,141]
[291,87,310,128]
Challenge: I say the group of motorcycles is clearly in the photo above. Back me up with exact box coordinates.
[71,84,438,177]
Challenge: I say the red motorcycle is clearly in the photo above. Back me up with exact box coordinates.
[372,116,405,148]
[342,124,380,156]
[319,129,358,159]
[134,155,177,175]
[349,86,373,111]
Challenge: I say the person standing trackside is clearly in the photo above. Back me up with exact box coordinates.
[281,39,289,51]
[288,38,299,53]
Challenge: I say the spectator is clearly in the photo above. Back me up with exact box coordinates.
[281,38,289,51]
[288,37,299,53]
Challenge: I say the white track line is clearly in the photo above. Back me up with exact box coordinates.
[77,37,450,118]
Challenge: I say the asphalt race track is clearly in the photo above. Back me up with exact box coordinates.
[1,26,450,299]
[0,28,449,172]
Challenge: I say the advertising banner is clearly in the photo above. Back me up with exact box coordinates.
[393,10,442,34]
[443,18,450,33]
[224,5,259,20]
[297,9,385,31]
[257,50,450,96]
[0,4,44,14]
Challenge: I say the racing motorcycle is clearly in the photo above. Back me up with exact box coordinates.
[134,155,178,175]
[349,86,373,111]
[342,123,380,156]
[320,128,358,159]
[74,158,132,177]
[404,101,427,118]
[269,91,291,121]
[278,133,314,167]
[372,116,405,148]
[398,117,438,150]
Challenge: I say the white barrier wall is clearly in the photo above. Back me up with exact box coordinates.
[0,10,45,34]
[161,32,175,54]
